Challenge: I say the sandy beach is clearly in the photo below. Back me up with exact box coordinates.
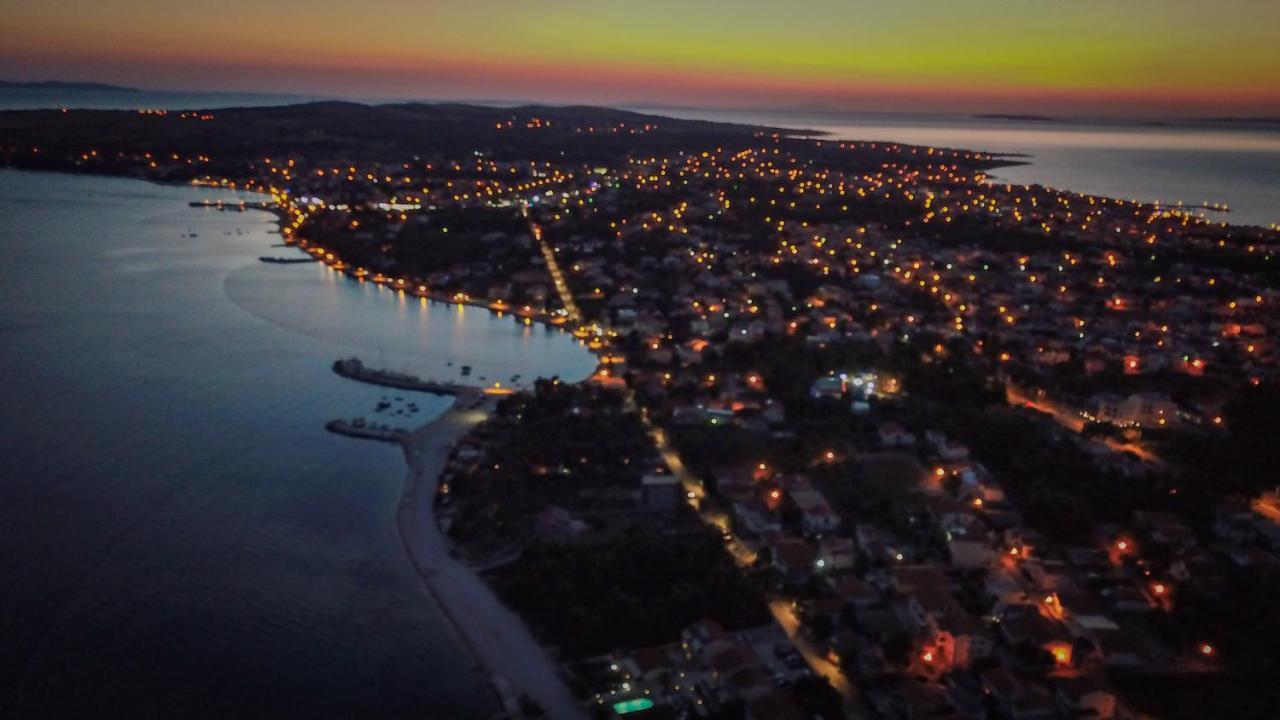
[395,393,587,719]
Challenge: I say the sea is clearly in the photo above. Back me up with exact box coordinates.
[0,169,597,716]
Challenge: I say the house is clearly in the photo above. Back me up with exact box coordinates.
[682,619,728,656]
[1095,629,1143,667]
[891,564,950,594]
[714,466,758,503]
[927,430,970,460]
[1088,392,1179,428]
[732,500,782,536]
[999,606,1073,663]
[947,517,995,569]
[640,474,682,511]
[856,524,910,564]
[1055,675,1119,719]
[879,422,917,448]
[818,536,856,571]
[906,585,963,632]
[681,621,803,715]
[927,495,976,532]
[810,375,845,399]
[535,505,588,541]
[769,536,818,582]
[937,612,994,668]
[831,576,881,610]
[789,486,840,535]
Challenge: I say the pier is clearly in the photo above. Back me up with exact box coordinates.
[189,199,274,211]
[324,418,409,444]
[332,357,482,398]
[258,256,318,264]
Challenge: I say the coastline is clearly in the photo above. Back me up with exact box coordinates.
[221,163,595,716]
[186,171,595,715]
[0,169,515,715]
[186,169,593,715]
[283,229,578,335]
[393,393,587,719]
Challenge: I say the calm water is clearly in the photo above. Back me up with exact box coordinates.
[642,108,1280,229]
[0,169,596,716]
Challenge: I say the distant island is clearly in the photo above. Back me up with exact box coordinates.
[0,80,140,92]
[1191,116,1280,126]
[973,113,1060,123]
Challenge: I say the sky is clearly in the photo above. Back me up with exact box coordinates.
[3,0,1279,117]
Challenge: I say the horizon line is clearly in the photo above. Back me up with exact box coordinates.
[5,78,1280,125]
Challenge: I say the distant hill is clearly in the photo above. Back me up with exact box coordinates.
[1192,117,1280,126]
[974,114,1060,123]
[0,80,140,92]
[0,101,812,169]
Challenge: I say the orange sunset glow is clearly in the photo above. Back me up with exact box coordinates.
[4,0,1280,116]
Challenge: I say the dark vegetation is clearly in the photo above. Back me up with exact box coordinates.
[492,526,769,657]
[448,380,652,547]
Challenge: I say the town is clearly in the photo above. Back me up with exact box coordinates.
[4,102,1279,719]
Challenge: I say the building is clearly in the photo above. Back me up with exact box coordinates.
[640,474,682,511]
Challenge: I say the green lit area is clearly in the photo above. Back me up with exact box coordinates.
[612,697,655,715]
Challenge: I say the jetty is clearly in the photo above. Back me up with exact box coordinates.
[189,199,274,211]
[332,357,473,397]
[258,256,318,264]
[324,418,409,444]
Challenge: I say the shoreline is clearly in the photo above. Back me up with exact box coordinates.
[217,167,593,717]
[284,230,579,335]
[393,394,588,719]
[205,165,596,717]
[180,171,594,716]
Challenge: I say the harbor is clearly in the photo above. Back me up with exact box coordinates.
[332,357,514,399]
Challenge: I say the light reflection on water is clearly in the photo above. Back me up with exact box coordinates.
[224,256,595,385]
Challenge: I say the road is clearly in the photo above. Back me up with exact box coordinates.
[769,600,865,718]
[1005,383,1162,464]
[567,263,855,713]
[530,222,580,324]
[638,401,856,711]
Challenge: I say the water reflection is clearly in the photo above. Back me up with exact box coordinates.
[0,169,595,716]
[643,107,1280,227]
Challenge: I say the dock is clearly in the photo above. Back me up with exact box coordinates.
[258,256,318,264]
[189,199,274,211]
[324,418,409,444]
[332,357,475,397]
